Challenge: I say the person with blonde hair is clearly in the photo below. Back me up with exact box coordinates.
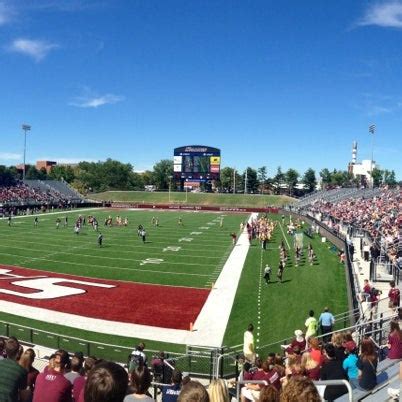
[280,376,320,402]
[331,332,346,362]
[301,352,320,381]
[207,379,229,402]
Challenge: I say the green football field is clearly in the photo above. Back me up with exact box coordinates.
[0,208,349,359]
[0,208,246,288]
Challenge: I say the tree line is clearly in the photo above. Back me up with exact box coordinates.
[0,160,398,195]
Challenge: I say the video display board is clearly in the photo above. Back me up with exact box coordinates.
[173,146,221,181]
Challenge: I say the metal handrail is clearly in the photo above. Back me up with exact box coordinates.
[313,380,353,402]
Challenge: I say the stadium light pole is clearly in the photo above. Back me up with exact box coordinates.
[369,124,375,188]
[22,124,31,180]
[244,168,248,194]
[168,175,173,203]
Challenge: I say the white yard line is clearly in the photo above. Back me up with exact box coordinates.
[278,222,291,250]
[1,207,103,220]
[185,213,257,346]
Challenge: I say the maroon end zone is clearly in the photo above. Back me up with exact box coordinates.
[0,266,210,330]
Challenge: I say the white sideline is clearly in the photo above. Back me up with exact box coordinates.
[0,213,256,347]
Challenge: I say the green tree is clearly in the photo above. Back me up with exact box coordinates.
[0,166,18,186]
[302,168,317,193]
[220,167,234,192]
[383,169,397,186]
[152,159,173,190]
[320,168,332,189]
[257,166,268,194]
[243,167,258,193]
[25,165,43,180]
[285,168,299,196]
[273,166,285,194]
[49,165,76,183]
[141,170,154,186]
[331,169,349,186]
[371,168,383,187]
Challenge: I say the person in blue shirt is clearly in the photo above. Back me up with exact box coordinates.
[342,341,359,389]
[162,369,182,402]
[319,307,335,343]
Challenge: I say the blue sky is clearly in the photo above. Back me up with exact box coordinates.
[0,0,401,179]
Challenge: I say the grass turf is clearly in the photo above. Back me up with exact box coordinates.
[0,209,348,360]
[223,215,349,354]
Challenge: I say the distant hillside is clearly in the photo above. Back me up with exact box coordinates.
[91,191,294,208]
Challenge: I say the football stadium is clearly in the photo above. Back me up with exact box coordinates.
[1,2,401,402]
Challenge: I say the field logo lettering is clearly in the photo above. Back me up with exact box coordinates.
[163,247,181,252]
[140,258,164,265]
[0,269,115,300]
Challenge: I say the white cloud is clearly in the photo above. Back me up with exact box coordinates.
[0,152,22,161]
[9,38,59,61]
[0,2,13,25]
[69,93,125,108]
[358,1,402,28]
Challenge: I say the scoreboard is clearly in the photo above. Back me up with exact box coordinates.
[173,145,221,182]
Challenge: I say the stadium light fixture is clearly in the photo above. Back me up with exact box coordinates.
[22,124,31,180]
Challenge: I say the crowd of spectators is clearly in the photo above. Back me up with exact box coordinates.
[0,182,74,206]
[240,321,402,402]
[303,187,401,263]
[1,321,401,402]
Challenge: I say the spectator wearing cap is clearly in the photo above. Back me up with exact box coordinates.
[0,337,28,402]
[33,349,72,402]
[284,330,306,355]
[318,307,335,343]
[65,352,84,384]
[342,341,359,389]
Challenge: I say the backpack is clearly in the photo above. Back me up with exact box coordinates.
[129,351,144,372]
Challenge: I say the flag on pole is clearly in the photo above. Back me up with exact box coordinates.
[369,124,375,134]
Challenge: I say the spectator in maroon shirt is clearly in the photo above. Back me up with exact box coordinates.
[361,279,372,302]
[387,321,402,359]
[73,357,98,402]
[388,281,400,309]
[33,349,72,402]
[285,330,306,355]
